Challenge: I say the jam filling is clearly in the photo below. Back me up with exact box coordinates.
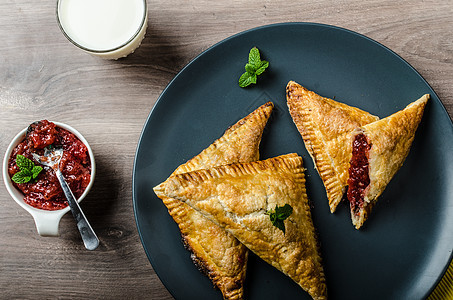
[347,133,371,215]
[8,120,91,210]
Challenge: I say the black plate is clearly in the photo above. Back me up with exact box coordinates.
[133,23,453,299]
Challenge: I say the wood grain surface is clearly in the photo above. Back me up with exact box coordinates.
[1,0,452,299]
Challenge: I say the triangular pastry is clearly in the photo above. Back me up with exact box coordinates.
[154,102,273,299]
[347,94,429,229]
[286,81,379,212]
[155,154,327,300]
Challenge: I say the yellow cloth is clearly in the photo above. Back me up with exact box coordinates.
[428,259,453,300]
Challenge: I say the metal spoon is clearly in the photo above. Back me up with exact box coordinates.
[33,147,99,250]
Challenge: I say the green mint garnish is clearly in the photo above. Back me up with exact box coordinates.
[11,154,43,184]
[266,204,293,234]
[32,166,43,179]
[16,154,35,171]
[238,47,269,88]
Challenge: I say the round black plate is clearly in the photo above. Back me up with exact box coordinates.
[133,23,453,300]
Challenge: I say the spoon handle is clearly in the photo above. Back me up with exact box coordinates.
[55,169,99,250]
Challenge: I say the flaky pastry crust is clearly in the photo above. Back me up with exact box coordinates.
[350,94,429,229]
[286,81,379,212]
[155,154,327,300]
[154,102,273,299]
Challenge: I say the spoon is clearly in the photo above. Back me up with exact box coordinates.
[32,147,99,250]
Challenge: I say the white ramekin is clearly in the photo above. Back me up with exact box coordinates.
[3,121,95,236]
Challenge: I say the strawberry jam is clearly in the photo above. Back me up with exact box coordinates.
[8,120,91,210]
[347,133,371,215]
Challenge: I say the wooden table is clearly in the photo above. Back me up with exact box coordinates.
[1,1,452,299]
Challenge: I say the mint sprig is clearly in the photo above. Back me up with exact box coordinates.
[238,47,269,88]
[11,154,43,184]
[266,204,293,234]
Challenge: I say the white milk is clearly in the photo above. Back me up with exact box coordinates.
[57,0,147,59]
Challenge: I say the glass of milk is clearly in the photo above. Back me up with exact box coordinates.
[56,0,148,59]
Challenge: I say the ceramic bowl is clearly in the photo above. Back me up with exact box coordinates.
[3,121,95,236]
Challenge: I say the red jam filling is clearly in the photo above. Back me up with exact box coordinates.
[8,120,91,210]
[347,133,371,215]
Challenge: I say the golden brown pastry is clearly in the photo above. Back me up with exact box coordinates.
[286,81,379,212]
[155,154,327,300]
[154,102,273,299]
[347,94,429,229]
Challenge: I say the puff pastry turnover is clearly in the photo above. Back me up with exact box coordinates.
[154,102,273,299]
[286,81,379,212]
[347,94,429,229]
[155,154,327,300]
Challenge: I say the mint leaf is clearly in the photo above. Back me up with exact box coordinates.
[255,61,269,75]
[11,154,43,184]
[21,168,33,176]
[32,166,43,179]
[238,47,269,88]
[16,154,34,171]
[12,171,32,184]
[239,72,257,88]
[267,204,293,234]
[248,47,261,67]
[276,204,293,220]
[245,63,256,74]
